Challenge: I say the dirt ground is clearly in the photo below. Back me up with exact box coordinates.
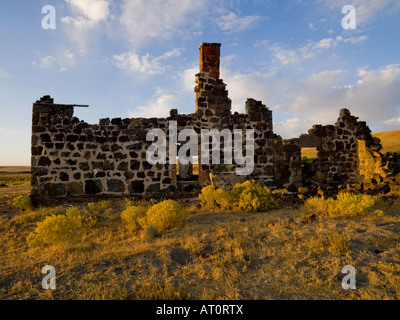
[1,181,399,300]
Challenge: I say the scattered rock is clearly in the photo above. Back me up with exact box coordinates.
[200,243,215,258]
[301,213,318,223]
[169,248,191,265]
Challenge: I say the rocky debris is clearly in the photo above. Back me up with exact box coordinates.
[169,248,191,265]
[301,213,318,223]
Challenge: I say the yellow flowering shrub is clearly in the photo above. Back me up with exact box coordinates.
[214,188,234,211]
[199,181,278,213]
[199,185,218,210]
[87,200,112,213]
[143,200,188,232]
[26,206,97,247]
[326,193,377,217]
[120,206,148,232]
[199,185,234,211]
[301,193,378,218]
[27,214,83,247]
[232,181,279,213]
[12,195,32,211]
[301,196,328,216]
[66,206,97,228]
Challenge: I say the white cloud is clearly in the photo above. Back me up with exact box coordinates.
[128,88,177,118]
[113,48,181,75]
[221,54,237,67]
[269,35,368,65]
[269,45,299,65]
[38,56,57,69]
[321,0,400,27]
[120,0,207,46]
[271,65,400,137]
[33,49,79,72]
[254,39,270,48]
[62,0,111,49]
[221,68,276,113]
[274,118,317,139]
[217,11,262,33]
[382,117,400,131]
[65,0,111,22]
[183,66,199,92]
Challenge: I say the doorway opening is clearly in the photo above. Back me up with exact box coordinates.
[176,156,199,182]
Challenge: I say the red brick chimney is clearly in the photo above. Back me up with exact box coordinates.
[199,43,221,79]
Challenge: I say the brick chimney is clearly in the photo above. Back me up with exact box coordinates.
[199,43,221,79]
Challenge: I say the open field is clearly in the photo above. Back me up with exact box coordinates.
[1,131,399,300]
[0,167,30,175]
[373,130,400,154]
[302,130,400,159]
[1,185,399,300]
[0,167,31,187]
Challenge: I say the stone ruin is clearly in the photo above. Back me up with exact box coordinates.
[30,43,400,204]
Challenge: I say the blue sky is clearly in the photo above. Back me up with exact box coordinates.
[0,0,399,165]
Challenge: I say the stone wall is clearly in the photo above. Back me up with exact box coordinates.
[308,108,374,186]
[31,95,178,201]
[358,139,400,192]
[31,43,276,203]
[273,137,302,189]
[31,43,399,203]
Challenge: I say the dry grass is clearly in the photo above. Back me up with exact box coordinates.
[373,130,400,154]
[1,185,400,300]
[0,167,31,187]
[1,160,400,300]
[301,147,318,159]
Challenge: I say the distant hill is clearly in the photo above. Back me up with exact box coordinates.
[302,130,400,159]
[372,130,400,154]
[0,166,31,175]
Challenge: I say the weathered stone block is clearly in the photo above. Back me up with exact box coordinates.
[130,160,140,170]
[124,172,134,179]
[60,172,69,182]
[79,162,89,171]
[128,180,144,194]
[67,182,83,195]
[38,157,51,167]
[146,183,161,193]
[299,134,321,148]
[107,180,125,193]
[85,180,103,194]
[44,183,67,197]
[103,161,114,171]
[118,162,128,171]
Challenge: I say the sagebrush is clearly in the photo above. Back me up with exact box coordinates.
[301,193,378,218]
[121,199,188,234]
[199,180,278,213]
[26,205,97,247]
